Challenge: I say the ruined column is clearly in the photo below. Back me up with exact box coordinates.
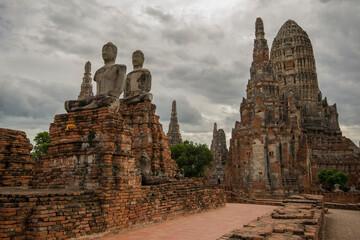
[209,123,227,184]
[167,100,183,146]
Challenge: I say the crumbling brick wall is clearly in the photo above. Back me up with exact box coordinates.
[0,128,33,187]
[0,180,224,239]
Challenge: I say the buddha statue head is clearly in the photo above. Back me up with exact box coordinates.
[132,50,144,69]
[102,42,117,65]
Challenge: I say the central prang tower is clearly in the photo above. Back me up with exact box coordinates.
[226,18,310,198]
[270,20,341,136]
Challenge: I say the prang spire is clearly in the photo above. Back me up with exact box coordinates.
[77,61,94,100]
[255,17,265,40]
[251,17,269,70]
[213,122,217,138]
[167,100,183,146]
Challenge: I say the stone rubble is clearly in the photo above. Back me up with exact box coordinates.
[219,195,324,240]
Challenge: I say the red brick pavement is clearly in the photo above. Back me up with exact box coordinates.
[324,209,360,240]
[98,203,276,240]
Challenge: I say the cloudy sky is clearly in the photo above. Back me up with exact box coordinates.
[0,0,359,147]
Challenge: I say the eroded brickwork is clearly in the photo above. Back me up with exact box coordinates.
[31,107,137,190]
[119,102,178,176]
[1,103,224,239]
[208,123,227,184]
[226,18,312,197]
[77,61,94,101]
[0,129,33,187]
[270,19,360,188]
[167,100,183,146]
[0,180,224,239]
[226,18,360,198]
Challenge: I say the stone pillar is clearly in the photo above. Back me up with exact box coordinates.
[167,100,183,146]
[78,61,94,100]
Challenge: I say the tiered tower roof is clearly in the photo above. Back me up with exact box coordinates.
[270,20,319,104]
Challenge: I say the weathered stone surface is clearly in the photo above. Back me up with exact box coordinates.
[218,195,324,240]
[0,128,33,187]
[139,151,169,185]
[270,19,360,189]
[121,50,153,105]
[167,100,183,146]
[208,123,227,184]
[226,18,311,198]
[119,102,178,177]
[226,18,360,198]
[271,20,340,136]
[65,42,126,112]
[31,107,136,190]
[77,61,94,100]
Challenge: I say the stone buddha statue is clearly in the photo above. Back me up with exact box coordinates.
[65,42,126,112]
[121,50,152,105]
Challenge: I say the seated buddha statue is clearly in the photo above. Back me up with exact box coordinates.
[64,42,126,112]
[121,50,153,105]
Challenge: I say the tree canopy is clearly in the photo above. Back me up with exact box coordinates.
[318,168,349,188]
[170,140,213,178]
[32,131,51,159]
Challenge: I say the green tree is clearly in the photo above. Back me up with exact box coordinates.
[32,131,51,159]
[318,168,349,188]
[170,140,213,178]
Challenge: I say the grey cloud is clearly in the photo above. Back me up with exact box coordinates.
[162,28,197,46]
[0,74,70,120]
[143,6,174,23]
[0,0,359,146]
[153,94,203,125]
[166,64,245,104]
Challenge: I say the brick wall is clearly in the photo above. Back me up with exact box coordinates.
[0,129,33,187]
[0,180,225,239]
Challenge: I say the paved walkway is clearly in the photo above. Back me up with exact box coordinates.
[99,203,276,240]
[324,209,360,240]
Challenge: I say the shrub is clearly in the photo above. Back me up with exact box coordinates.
[318,168,349,188]
[170,140,213,178]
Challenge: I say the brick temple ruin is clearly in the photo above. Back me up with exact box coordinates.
[0,46,225,239]
[207,123,228,185]
[167,100,183,146]
[226,18,360,198]
[0,18,358,240]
